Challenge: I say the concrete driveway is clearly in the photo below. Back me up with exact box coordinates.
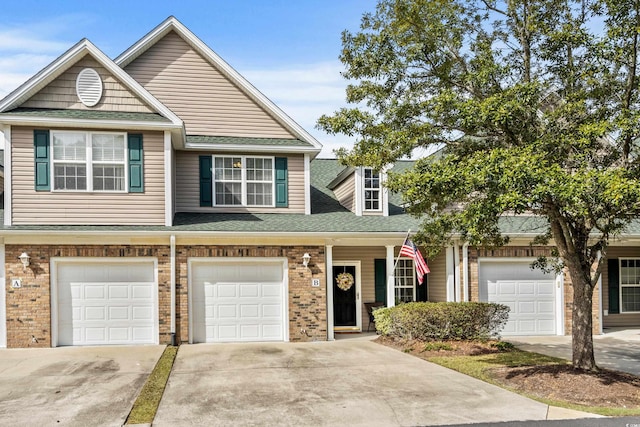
[0,345,164,427]
[507,328,640,375]
[154,338,586,427]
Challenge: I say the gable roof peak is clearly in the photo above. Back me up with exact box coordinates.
[115,17,323,154]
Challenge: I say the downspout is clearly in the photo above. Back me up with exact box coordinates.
[326,245,334,340]
[462,243,469,302]
[170,234,176,345]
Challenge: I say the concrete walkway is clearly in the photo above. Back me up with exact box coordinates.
[507,328,640,376]
[154,339,600,426]
[0,345,164,427]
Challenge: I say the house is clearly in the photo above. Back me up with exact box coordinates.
[0,17,632,348]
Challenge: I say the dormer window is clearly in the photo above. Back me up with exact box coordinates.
[363,167,381,211]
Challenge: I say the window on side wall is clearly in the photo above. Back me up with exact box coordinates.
[363,167,381,212]
[213,155,274,207]
[620,258,640,312]
[394,258,416,303]
[52,131,126,192]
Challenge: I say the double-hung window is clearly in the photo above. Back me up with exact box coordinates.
[52,131,126,192]
[363,167,381,211]
[213,156,274,206]
[394,259,416,303]
[620,258,640,312]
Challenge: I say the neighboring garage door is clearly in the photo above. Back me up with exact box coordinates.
[190,260,286,343]
[479,260,557,336]
[55,261,157,346]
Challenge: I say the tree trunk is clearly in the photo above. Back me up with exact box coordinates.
[571,274,597,371]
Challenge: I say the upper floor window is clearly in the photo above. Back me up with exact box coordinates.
[213,156,274,206]
[52,131,126,192]
[620,258,640,312]
[363,167,381,211]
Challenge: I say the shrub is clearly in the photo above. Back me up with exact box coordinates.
[373,302,510,341]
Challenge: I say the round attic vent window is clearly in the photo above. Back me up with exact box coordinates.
[76,68,103,107]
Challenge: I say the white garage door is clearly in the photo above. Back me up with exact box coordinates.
[191,260,285,343]
[55,261,156,346]
[479,261,557,336]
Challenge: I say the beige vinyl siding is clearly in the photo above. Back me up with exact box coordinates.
[124,31,295,138]
[175,151,305,213]
[426,252,447,302]
[333,173,355,213]
[333,246,386,330]
[603,247,640,327]
[11,126,165,225]
[22,56,154,113]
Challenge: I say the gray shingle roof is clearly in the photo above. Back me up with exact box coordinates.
[186,135,313,147]
[0,108,171,123]
[2,157,638,237]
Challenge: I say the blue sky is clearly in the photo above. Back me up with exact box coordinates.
[0,1,376,157]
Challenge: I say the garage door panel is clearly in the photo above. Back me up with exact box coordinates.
[56,261,156,346]
[498,281,517,295]
[132,306,153,320]
[240,284,259,297]
[218,284,237,298]
[109,306,129,320]
[85,306,106,320]
[191,262,285,343]
[84,284,106,299]
[538,282,555,295]
[518,301,536,314]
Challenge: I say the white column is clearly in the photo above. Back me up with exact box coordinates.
[304,154,311,215]
[446,245,455,301]
[2,126,11,226]
[326,245,334,340]
[386,245,395,307]
[453,243,460,302]
[462,243,469,302]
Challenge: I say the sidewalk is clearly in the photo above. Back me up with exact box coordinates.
[506,328,640,376]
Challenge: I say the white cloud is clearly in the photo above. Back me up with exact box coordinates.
[243,61,355,158]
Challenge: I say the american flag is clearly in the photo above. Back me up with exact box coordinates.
[399,238,430,284]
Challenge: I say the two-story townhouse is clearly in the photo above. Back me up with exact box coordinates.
[0,17,635,349]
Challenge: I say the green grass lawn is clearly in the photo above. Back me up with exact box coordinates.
[126,345,179,425]
[427,349,640,417]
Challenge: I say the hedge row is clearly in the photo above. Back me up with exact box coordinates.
[372,302,510,341]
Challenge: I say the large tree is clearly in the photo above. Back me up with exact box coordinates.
[318,0,640,370]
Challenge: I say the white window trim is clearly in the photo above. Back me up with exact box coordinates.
[50,130,128,193]
[619,258,640,313]
[212,155,276,207]
[394,257,416,303]
[362,167,382,213]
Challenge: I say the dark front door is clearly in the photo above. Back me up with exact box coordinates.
[333,265,357,327]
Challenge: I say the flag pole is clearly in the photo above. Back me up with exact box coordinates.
[392,229,412,271]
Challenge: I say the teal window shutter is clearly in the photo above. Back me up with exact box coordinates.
[128,134,144,193]
[374,259,387,305]
[275,157,288,207]
[608,258,620,314]
[34,130,50,191]
[199,156,212,207]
